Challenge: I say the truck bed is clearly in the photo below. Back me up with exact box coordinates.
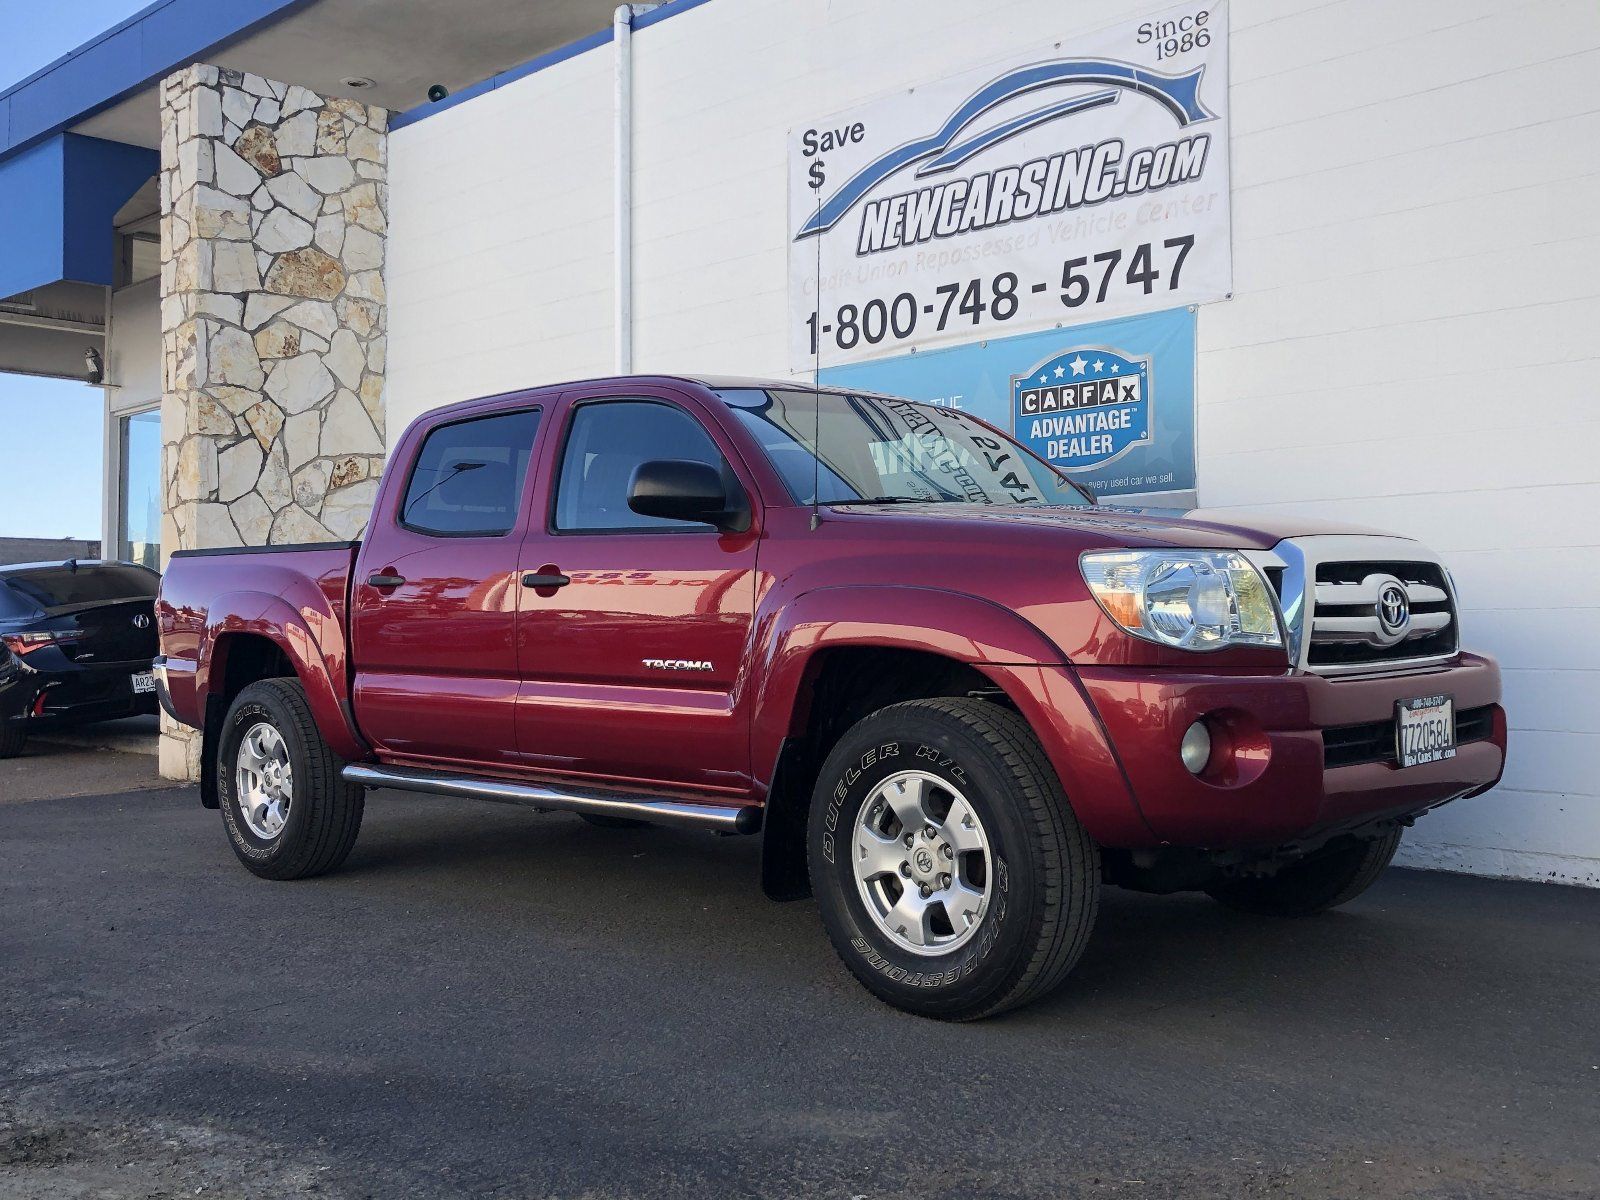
[156,540,362,735]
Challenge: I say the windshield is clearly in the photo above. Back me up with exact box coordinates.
[717,388,1092,507]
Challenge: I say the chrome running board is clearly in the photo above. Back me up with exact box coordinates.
[342,762,762,834]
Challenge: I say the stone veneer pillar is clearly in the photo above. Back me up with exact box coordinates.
[158,64,388,780]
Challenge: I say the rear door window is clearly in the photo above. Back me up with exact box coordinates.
[2,565,158,610]
[401,409,543,536]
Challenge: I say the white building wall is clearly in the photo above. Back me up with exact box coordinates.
[106,279,161,410]
[386,48,615,432]
[387,0,1600,885]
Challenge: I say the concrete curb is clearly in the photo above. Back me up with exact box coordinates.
[31,717,160,758]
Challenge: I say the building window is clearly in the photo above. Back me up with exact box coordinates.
[118,409,161,569]
[120,232,161,287]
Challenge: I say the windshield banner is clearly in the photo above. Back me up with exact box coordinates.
[818,307,1196,501]
[789,1,1229,373]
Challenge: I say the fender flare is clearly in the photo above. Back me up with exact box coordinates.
[199,588,365,762]
[750,584,1072,789]
[750,586,1150,898]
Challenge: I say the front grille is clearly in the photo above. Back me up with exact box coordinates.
[1322,704,1496,769]
[1305,559,1457,673]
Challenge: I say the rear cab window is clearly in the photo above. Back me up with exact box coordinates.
[400,409,543,536]
[1,565,158,612]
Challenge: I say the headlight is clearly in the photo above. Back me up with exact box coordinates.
[1080,550,1283,651]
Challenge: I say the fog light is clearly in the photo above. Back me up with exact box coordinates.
[1180,720,1212,774]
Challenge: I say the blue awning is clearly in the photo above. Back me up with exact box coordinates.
[0,133,157,299]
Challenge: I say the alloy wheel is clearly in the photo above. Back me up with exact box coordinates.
[851,769,992,956]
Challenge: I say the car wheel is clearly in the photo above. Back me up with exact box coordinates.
[0,723,25,758]
[217,678,364,880]
[1205,828,1402,917]
[808,697,1100,1021]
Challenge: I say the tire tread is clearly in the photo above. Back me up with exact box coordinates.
[226,678,363,880]
[817,696,1100,1020]
[0,723,25,759]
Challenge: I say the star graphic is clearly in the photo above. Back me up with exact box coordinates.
[1053,364,1066,378]
[1038,373,1048,384]
[1108,363,1120,375]
[1069,355,1088,376]
[1092,359,1104,373]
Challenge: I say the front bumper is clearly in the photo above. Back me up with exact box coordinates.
[1075,652,1505,849]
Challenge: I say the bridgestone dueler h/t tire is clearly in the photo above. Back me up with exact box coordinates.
[1204,827,1402,917]
[808,698,1100,1021]
[217,678,364,881]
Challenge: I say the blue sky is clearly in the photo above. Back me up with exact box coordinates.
[1,0,152,542]
[0,377,106,539]
[0,0,152,89]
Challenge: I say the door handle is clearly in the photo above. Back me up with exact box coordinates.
[367,572,407,588]
[521,572,571,589]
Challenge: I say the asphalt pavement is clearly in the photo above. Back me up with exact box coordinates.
[2,753,1597,1199]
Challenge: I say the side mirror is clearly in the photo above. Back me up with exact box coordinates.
[628,459,750,532]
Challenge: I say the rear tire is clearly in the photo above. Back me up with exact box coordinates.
[217,678,363,880]
[0,724,25,759]
[808,697,1099,1021]
[1205,828,1402,917]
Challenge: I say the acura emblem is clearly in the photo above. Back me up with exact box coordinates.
[132,613,151,630]
[1376,582,1411,637]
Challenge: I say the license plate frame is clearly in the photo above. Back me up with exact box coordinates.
[1396,693,1455,768]
[131,671,156,695]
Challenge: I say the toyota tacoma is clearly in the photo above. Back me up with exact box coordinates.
[155,376,1505,1019]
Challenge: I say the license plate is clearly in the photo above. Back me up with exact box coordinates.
[131,671,156,695]
[1396,694,1455,768]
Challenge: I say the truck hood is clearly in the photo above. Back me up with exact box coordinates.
[828,502,1402,551]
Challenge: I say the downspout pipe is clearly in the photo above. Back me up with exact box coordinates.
[614,4,656,374]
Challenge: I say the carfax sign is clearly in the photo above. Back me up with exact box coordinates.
[820,308,1196,500]
[1014,346,1152,473]
[789,1,1230,372]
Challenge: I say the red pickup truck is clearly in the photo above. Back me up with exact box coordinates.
[156,375,1505,1019]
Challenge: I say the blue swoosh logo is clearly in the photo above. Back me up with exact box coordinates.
[796,58,1214,240]
[916,90,1120,176]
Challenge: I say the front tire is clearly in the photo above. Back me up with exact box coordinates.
[808,698,1099,1021]
[0,723,25,759]
[1205,828,1402,916]
[217,678,363,880]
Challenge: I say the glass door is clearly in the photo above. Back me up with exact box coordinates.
[118,409,161,569]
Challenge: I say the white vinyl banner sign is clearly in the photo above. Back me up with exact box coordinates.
[788,2,1230,372]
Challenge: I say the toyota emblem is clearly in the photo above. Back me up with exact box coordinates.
[1376,582,1411,637]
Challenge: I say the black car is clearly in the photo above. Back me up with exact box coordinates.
[0,560,160,758]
